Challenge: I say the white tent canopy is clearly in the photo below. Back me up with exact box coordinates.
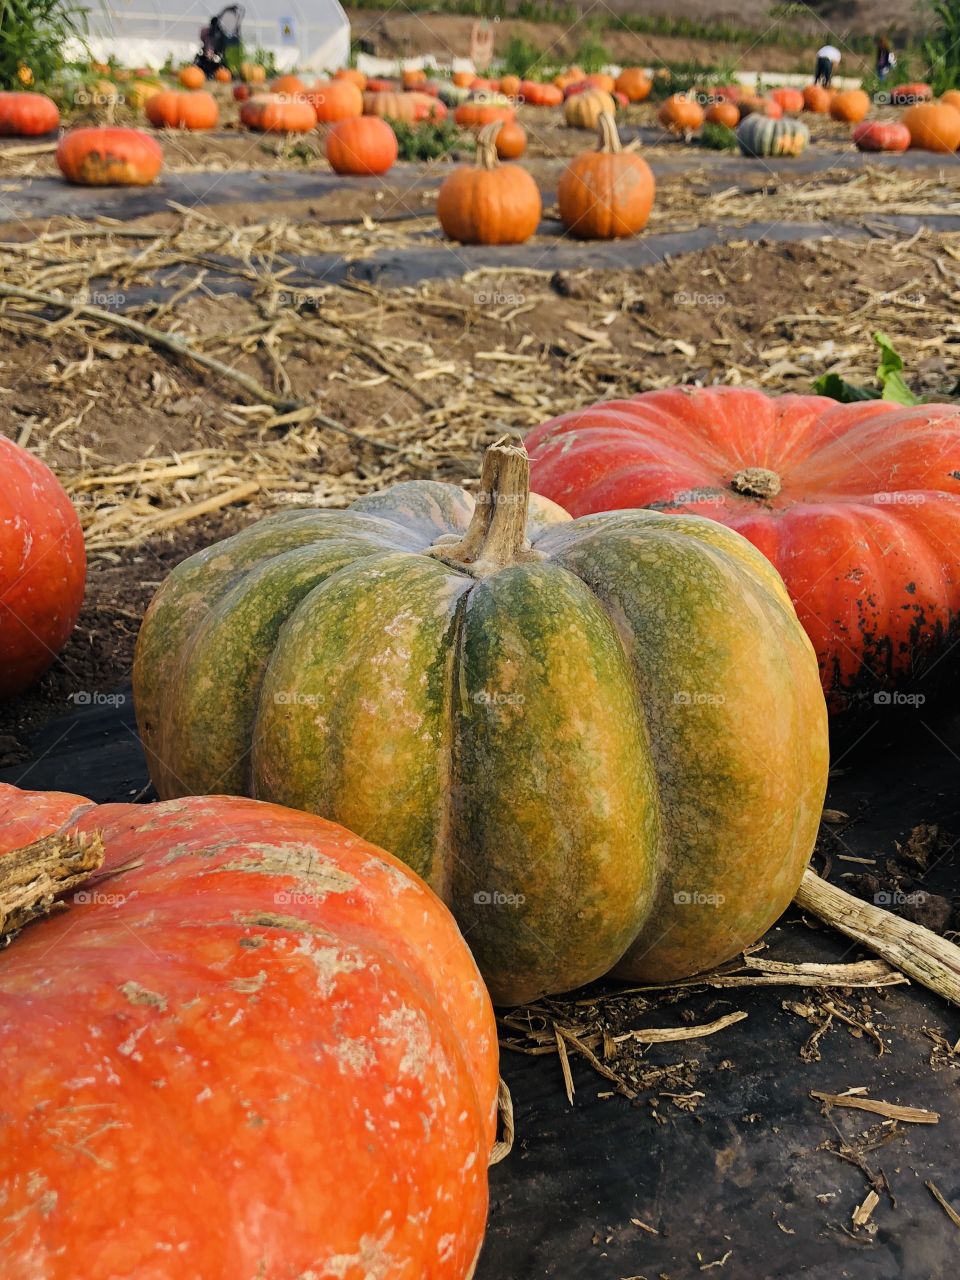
[73,0,350,72]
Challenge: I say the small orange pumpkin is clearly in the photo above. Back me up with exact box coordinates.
[271,74,306,95]
[770,87,803,114]
[802,83,832,113]
[0,91,60,136]
[241,62,266,85]
[829,89,870,123]
[495,120,527,159]
[452,70,475,89]
[903,101,960,152]
[940,89,960,112]
[519,80,563,108]
[146,90,219,131]
[325,115,398,174]
[454,96,515,129]
[852,120,910,152]
[333,67,367,90]
[178,65,205,90]
[56,126,162,186]
[437,122,541,245]
[240,94,317,133]
[615,68,652,102]
[738,95,783,119]
[706,101,740,128]
[214,67,231,84]
[307,79,363,122]
[657,94,704,134]
[557,111,655,240]
[363,90,446,123]
[402,67,427,89]
[499,73,521,98]
[583,72,615,94]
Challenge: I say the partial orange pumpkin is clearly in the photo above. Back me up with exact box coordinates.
[903,101,960,152]
[56,126,163,185]
[146,90,219,130]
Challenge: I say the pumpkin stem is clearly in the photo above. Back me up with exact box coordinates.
[0,831,104,942]
[476,121,504,169]
[596,111,622,153]
[427,437,541,574]
[730,466,782,500]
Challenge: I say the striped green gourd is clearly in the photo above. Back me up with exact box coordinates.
[737,114,810,157]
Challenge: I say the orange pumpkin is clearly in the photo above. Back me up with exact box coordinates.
[941,89,960,111]
[557,111,655,240]
[402,67,427,89]
[326,115,398,174]
[178,65,205,90]
[564,88,617,130]
[829,89,870,123]
[452,70,475,89]
[0,91,60,136]
[499,73,521,97]
[706,101,740,127]
[770,87,804,114]
[554,65,584,91]
[146,90,219,131]
[333,67,367,90]
[454,96,515,129]
[903,101,960,152]
[615,67,652,102]
[271,74,306,95]
[657,93,704,134]
[0,439,85,696]
[56,126,162,186]
[802,83,832,113]
[233,83,251,101]
[738,95,783,119]
[437,122,541,245]
[495,119,527,159]
[364,90,446,123]
[519,80,563,107]
[240,94,317,133]
[852,120,910,152]
[0,782,499,1278]
[583,72,615,94]
[307,79,363,122]
[241,62,266,84]
[214,67,231,84]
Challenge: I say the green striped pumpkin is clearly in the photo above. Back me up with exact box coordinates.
[134,442,828,1005]
[737,114,810,157]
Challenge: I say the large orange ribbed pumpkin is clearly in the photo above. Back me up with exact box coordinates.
[56,126,162,185]
[0,782,499,1279]
[146,89,219,130]
[527,387,960,715]
[904,101,960,152]
[0,439,85,697]
[240,94,317,133]
[802,83,832,113]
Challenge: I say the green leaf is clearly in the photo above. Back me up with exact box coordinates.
[874,330,921,406]
[812,372,878,403]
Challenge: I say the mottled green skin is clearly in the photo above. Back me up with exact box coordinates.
[134,482,828,1005]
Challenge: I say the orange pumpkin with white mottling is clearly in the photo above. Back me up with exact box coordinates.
[0,782,498,1279]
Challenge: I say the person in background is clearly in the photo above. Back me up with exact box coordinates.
[814,44,841,87]
[876,36,896,80]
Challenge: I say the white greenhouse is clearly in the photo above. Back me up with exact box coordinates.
[76,0,351,72]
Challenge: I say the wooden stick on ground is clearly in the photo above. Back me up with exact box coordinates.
[0,832,105,938]
[810,1091,940,1124]
[794,868,960,1007]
